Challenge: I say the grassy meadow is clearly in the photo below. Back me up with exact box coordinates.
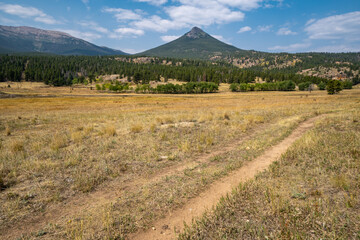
[0,85,359,239]
[179,110,360,239]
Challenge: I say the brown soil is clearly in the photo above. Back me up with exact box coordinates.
[131,115,323,240]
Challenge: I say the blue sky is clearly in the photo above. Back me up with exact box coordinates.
[0,0,359,54]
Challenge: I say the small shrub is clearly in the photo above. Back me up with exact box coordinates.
[84,125,94,135]
[149,123,157,133]
[71,131,83,143]
[229,83,238,92]
[50,133,68,151]
[298,82,312,91]
[76,126,84,131]
[229,81,296,92]
[11,140,24,153]
[5,126,11,136]
[104,126,117,136]
[0,175,5,190]
[318,82,326,90]
[205,136,214,146]
[179,140,190,152]
[343,80,353,89]
[223,112,230,120]
[326,80,343,95]
[130,124,143,133]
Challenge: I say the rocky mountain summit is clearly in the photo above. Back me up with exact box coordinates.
[0,25,127,56]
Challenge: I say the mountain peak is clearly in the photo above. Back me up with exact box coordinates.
[140,26,242,59]
[0,25,127,56]
[185,27,208,39]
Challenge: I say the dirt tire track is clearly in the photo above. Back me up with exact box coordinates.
[1,121,271,239]
[131,115,323,240]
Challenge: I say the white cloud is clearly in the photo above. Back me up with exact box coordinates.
[57,29,101,42]
[34,16,59,25]
[238,26,251,33]
[312,44,360,53]
[121,48,145,54]
[277,27,296,35]
[264,3,274,8]
[168,4,244,25]
[132,15,187,32]
[103,7,143,21]
[0,3,60,24]
[105,0,280,34]
[79,21,109,34]
[109,27,145,39]
[257,25,272,32]
[135,0,167,5]
[305,18,315,26]
[268,42,311,52]
[115,28,144,35]
[0,3,42,18]
[175,0,266,11]
[161,35,180,42]
[217,0,263,11]
[305,11,360,41]
[132,1,245,33]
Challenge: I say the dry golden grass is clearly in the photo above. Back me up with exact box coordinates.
[4,125,11,136]
[130,124,143,133]
[0,87,359,239]
[103,125,117,136]
[180,110,360,239]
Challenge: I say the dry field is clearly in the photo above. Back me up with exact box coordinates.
[179,109,360,239]
[0,85,359,239]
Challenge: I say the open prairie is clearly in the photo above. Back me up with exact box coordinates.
[0,86,359,239]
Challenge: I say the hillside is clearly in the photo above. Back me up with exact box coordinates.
[0,25,127,56]
[139,27,247,59]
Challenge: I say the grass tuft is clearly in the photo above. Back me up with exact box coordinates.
[50,133,68,151]
[104,125,117,136]
[5,126,11,136]
[10,140,24,153]
[130,124,143,133]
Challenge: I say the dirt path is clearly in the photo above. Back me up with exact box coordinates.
[1,121,271,239]
[131,115,323,240]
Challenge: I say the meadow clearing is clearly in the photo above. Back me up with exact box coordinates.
[0,84,359,239]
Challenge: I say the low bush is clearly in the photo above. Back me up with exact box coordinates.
[343,80,353,89]
[97,82,130,92]
[318,82,326,90]
[135,82,218,94]
[326,80,343,95]
[230,81,296,92]
[298,81,312,91]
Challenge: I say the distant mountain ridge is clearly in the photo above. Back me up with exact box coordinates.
[139,27,248,59]
[0,25,127,56]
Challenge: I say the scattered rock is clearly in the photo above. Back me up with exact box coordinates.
[158,156,168,161]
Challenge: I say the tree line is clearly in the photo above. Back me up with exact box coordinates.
[230,81,296,92]
[135,82,219,94]
[0,55,339,87]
